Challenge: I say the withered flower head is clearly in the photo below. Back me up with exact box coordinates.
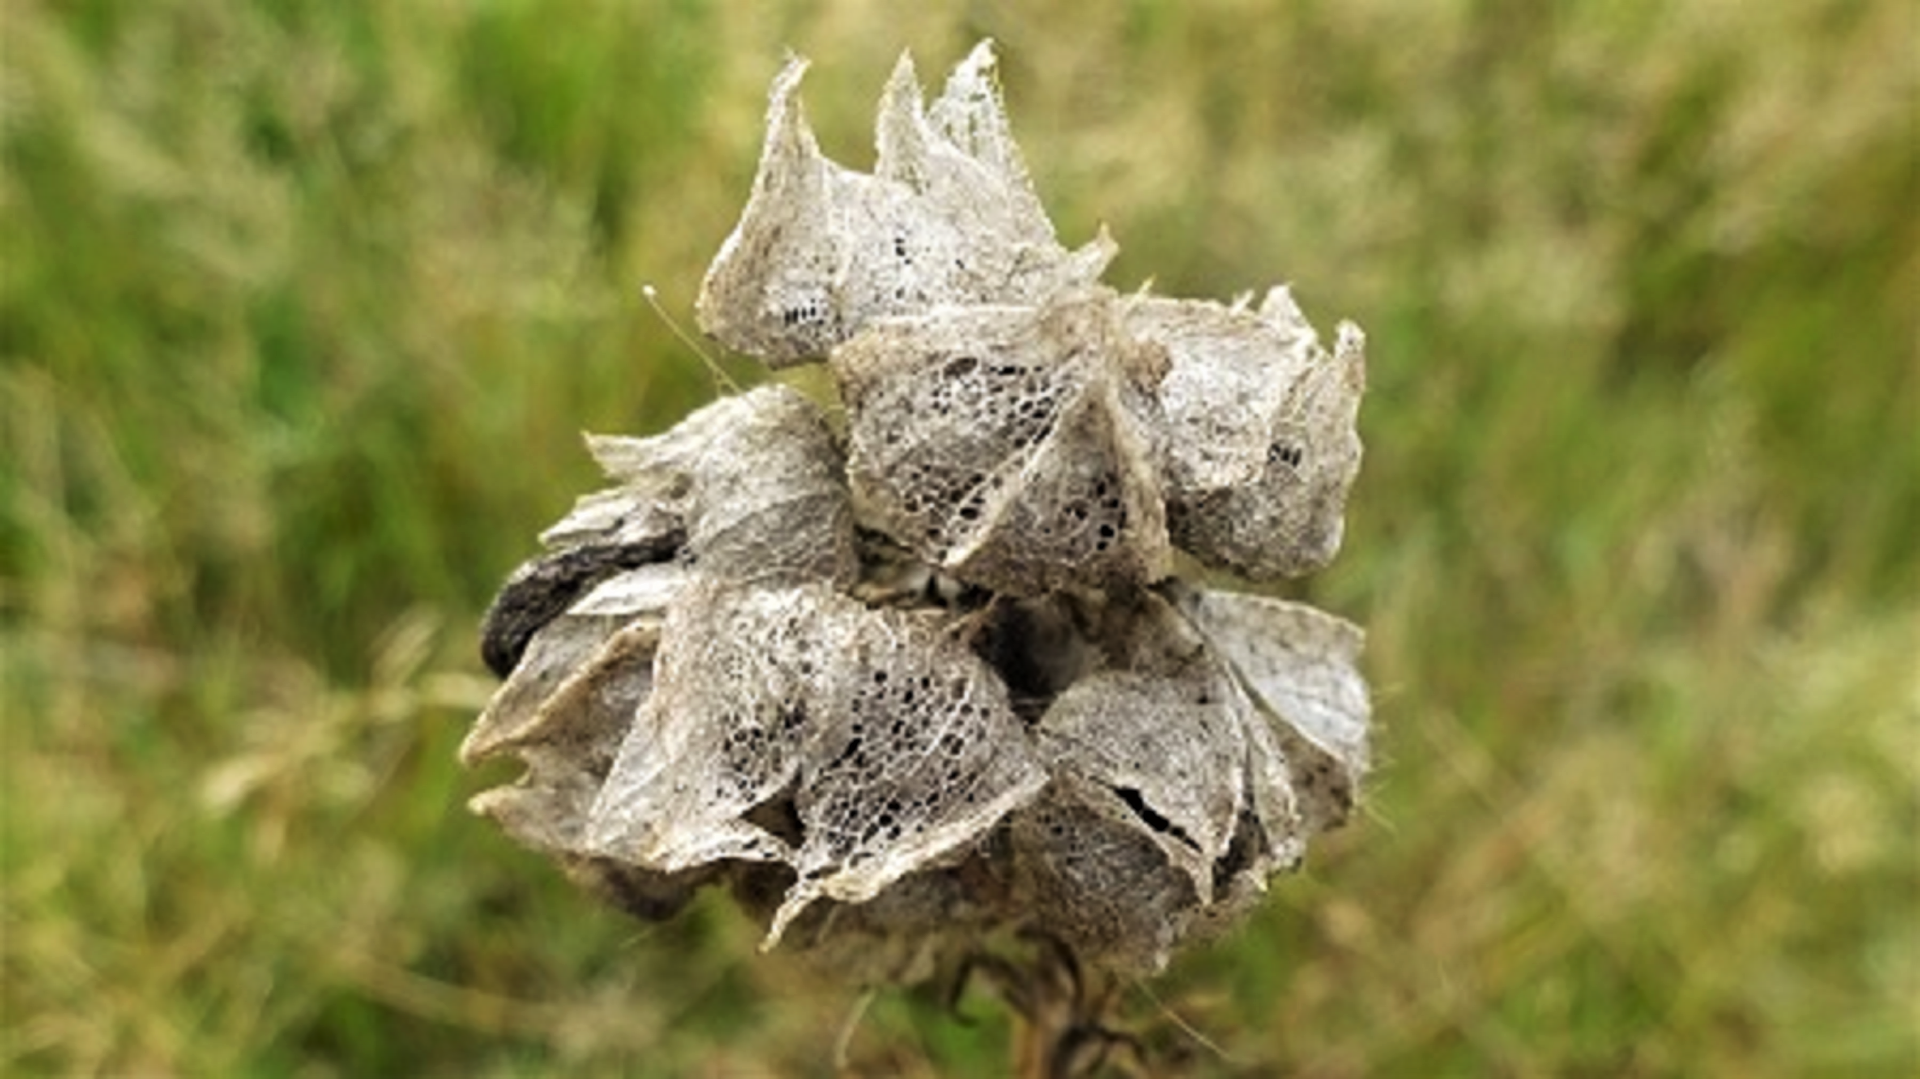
[465,40,1369,981]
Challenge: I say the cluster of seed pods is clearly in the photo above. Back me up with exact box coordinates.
[464,41,1370,981]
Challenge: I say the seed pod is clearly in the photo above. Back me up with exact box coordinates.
[1131,287,1367,579]
[697,41,1114,366]
[835,293,1171,596]
[465,570,702,921]
[1175,582,1372,834]
[569,384,858,588]
[585,578,1048,947]
[480,385,852,684]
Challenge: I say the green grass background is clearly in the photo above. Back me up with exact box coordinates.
[3,1,1915,1075]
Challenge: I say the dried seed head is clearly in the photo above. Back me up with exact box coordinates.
[466,40,1372,982]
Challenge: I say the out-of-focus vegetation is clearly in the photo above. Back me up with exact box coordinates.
[3,0,1914,1075]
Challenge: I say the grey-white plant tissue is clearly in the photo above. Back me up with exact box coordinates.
[465,40,1371,985]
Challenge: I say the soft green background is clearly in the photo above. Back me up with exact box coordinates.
[4,1,1915,1076]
